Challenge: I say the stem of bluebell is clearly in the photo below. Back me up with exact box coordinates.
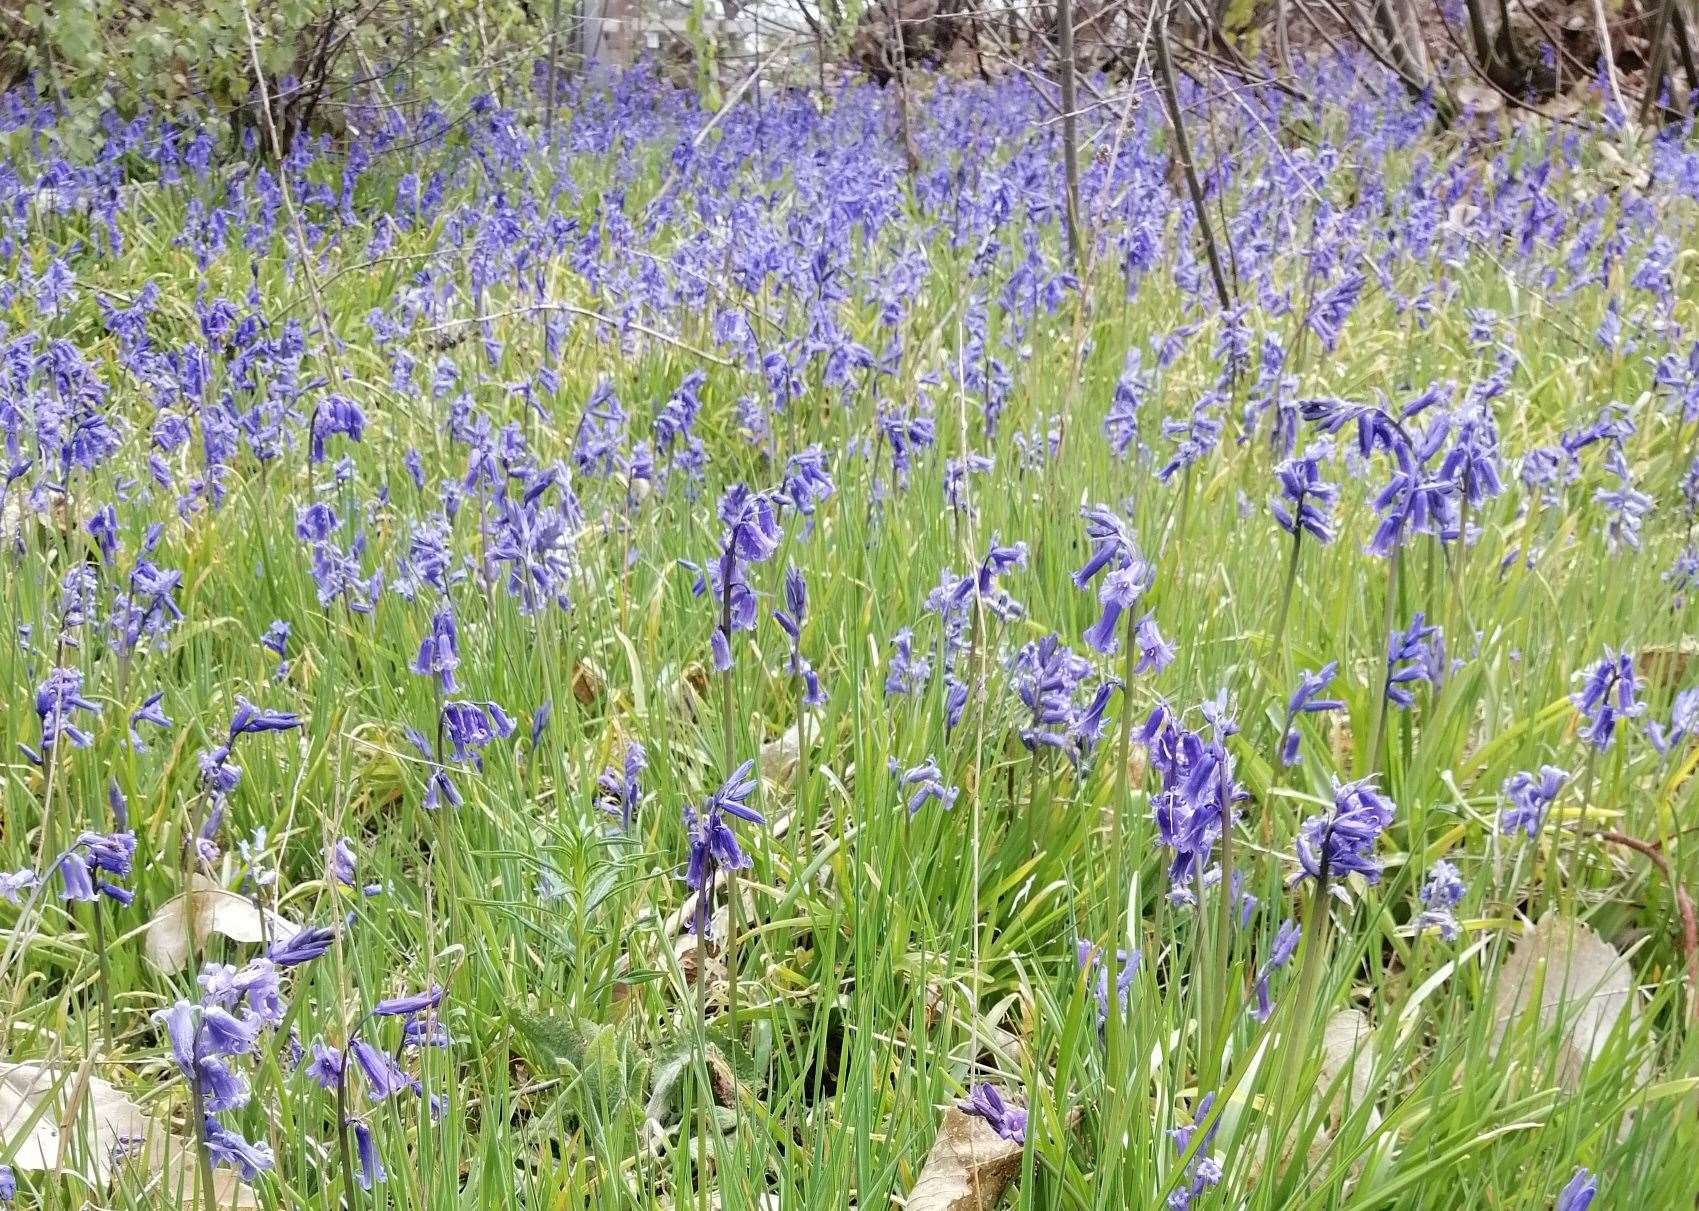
[1103,605,1139,1200]
[1557,745,1600,916]
[1271,868,1332,1174]
[92,904,115,1045]
[191,1038,219,1210]
[1365,548,1402,778]
[720,670,739,1041]
[1271,527,1303,663]
[335,1017,374,1210]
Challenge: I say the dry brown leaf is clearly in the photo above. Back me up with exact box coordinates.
[1636,641,1698,690]
[0,1060,258,1204]
[144,873,302,971]
[759,723,803,788]
[907,1105,1024,1211]
[1490,913,1646,1089]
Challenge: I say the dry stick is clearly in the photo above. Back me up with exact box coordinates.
[1153,0,1233,313]
[546,0,565,149]
[1594,829,1699,1020]
[1642,0,1681,121]
[1671,1,1699,102]
[1592,0,1632,117]
[885,0,923,175]
[1056,0,1084,271]
[417,303,734,366]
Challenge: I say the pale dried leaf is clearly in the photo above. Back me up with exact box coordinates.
[907,1105,1024,1211]
[0,1061,148,1184]
[1317,1009,1381,1130]
[1490,913,1645,1089]
[144,873,300,971]
[759,723,802,788]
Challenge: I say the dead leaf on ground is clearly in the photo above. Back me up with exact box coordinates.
[0,1061,256,1204]
[759,723,804,788]
[1489,913,1648,1089]
[143,873,302,971]
[1636,641,1697,689]
[907,1104,1024,1211]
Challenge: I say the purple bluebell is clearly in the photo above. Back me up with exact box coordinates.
[1500,766,1568,838]
[350,1039,412,1102]
[690,485,781,672]
[1073,504,1140,590]
[373,986,444,1018]
[310,395,366,464]
[884,628,931,697]
[270,925,336,967]
[203,1118,274,1179]
[682,760,764,937]
[351,1119,386,1189]
[1294,777,1397,885]
[1251,919,1301,1022]
[128,690,172,750]
[958,1084,1027,1145]
[1385,612,1443,708]
[33,668,99,754]
[1132,615,1175,675]
[1280,662,1344,766]
[411,608,460,692]
[773,566,825,707]
[1271,454,1338,543]
[891,757,958,815]
[1648,688,1699,756]
[1075,938,1140,1025]
[1415,860,1465,941]
[1083,563,1152,655]
[1571,648,1643,750]
[1557,1168,1596,1211]
[598,741,647,832]
[1167,1091,1224,1208]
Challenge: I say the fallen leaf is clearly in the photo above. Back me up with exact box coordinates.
[759,723,803,788]
[1636,641,1697,689]
[907,1104,1024,1211]
[1490,913,1647,1089]
[1317,1009,1377,1122]
[144,873,301,971]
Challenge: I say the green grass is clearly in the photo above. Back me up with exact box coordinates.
[0,75,1696,1210]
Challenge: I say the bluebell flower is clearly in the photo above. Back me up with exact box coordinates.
[1132,614,1175,675]
[884,628,931,697]
[1385,613,1442,708]
[411,608,460,693]
[1280,662,1344,766]
[1557,1168,1596,1211]
[33,668,100,754]
[350,1039,412,1101]
[203,1117,274,1179]
[127,690,172,750]
[1415,860,1465,940]
[309,395,366,464]
[351,1119,386,1189]
[892,756,958,815]
[1251,919,1301,1021]
[374,986,444,1018]
[682,760,765,936]
[773,566,825,707]
[270,925,336,967]
[1075,938,1140,1025]
[1294,778,1397,885]
[597,742,647,832]
[1500,766,1568,838]
[1073,504,1140,590]
[1271,454,1338,543]
[1571,648,1642,750]
[1648,688,1699,756]
[958,1084,1027,1144]
[1083,563,1152,654]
